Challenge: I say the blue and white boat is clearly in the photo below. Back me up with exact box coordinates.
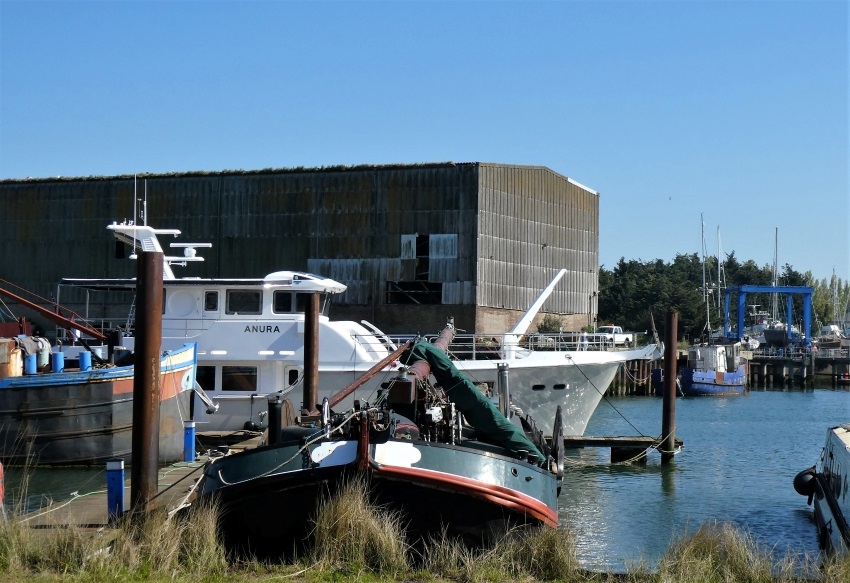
[651,342,746,397]
[679,342,746,396]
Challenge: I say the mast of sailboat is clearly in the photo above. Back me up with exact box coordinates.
[771,227,778,320]
[701,213,711,340]
[716,225,723,312]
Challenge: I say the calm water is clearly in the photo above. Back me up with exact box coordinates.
[3,388,847,573]
[559,387,849,572]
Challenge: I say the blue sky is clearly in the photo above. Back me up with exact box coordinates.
[2,1,847,282]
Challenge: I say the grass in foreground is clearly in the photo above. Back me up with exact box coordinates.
[1,481,848,582]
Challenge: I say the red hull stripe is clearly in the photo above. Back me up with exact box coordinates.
[371,463,558,528]
[111,365,192,398]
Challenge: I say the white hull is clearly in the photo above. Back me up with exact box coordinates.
[812,424,850,555]
[188,343,657,437]
[61,221,661,440]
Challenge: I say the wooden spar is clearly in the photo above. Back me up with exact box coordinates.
[0,280,107,340]
[328,340,413,409]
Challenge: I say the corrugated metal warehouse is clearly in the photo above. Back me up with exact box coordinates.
[0,162,600,336]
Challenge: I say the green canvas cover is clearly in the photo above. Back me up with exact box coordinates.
[403,340,545,461]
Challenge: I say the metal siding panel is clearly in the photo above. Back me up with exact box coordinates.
[1,163,597,327]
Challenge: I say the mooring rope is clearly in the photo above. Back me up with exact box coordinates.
[622,365,651,384]
[214,408,367,487]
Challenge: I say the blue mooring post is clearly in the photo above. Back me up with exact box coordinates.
[183,421,196,462]
[106,459,125,523]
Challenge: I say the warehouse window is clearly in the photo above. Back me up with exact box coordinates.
[387,233,443,305]
[386,281,442,304]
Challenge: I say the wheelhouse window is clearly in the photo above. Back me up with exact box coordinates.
[196,365,216,391]
[287,368,300,386]
[295,292,314,313]
[222,366,258,391]
[204,291,218,311]
[273,291,293,313]
[225,290,262,315]
[272,290,331,315]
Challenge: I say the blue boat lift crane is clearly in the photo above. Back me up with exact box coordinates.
[723,285,814,347]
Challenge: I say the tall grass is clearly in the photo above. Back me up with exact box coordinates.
[655,521,837,583]
[421,524,583,582]
[0,497,227,579]
[1,477,849,581]
[308,475,409,577]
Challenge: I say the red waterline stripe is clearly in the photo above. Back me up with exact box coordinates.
[371,462,558,528]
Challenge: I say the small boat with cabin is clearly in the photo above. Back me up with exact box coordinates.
[191,327,562,560]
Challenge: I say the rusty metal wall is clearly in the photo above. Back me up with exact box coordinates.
[0,162,598,334]
[477,164,599,319]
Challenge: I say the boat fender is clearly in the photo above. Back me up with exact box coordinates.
[793,467,817,500]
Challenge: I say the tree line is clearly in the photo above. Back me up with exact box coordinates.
[595,252,850,342]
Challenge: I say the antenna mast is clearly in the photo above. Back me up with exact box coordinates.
[701,213,710,337]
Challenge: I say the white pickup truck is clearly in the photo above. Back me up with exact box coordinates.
[595,325,634,347]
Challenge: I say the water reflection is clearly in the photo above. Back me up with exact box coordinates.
[556,389,844,572]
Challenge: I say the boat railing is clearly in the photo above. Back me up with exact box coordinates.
[53,317,128,345]
[352,331,629,361]
[751,345,849,360]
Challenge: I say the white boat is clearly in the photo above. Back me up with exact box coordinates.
[794,423,850,556]
[56,221,662,437]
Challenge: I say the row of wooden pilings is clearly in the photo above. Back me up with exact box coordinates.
[747,354,850,389]
[607,350,850,392]
[607,358,656,395]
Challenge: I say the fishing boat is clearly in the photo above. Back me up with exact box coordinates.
[0,338,197,466]
[54,220,661,438]
[650,343,746,397]
[794,423,850,555]
[679,342,746,396]
[652,216,746,397]
[192,327,562,560]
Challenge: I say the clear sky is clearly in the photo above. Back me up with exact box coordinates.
[1,0,847,283]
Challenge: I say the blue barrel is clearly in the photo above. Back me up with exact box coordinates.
[183,421,196,462]
[23,354,37,375]
[79,351,92,371]
[51,352,65,373]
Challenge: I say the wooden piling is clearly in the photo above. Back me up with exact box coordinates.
[661,310,677,464]
[131,251,163,512]
[302,293,319,414]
